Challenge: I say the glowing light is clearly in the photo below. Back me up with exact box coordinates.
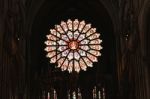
[69,41,79,50]
[45,19,102,73]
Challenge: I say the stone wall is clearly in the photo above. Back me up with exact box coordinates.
[0,0,26,98]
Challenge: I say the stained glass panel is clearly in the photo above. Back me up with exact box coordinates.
[45,19,102,73]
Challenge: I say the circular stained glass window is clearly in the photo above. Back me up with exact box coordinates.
[44,19,102,73]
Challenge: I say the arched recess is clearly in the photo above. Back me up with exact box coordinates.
[25,0,119,37]
[27,0,119,98]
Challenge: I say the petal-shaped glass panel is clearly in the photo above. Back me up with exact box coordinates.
[74,60,80,73]
[74,51,80,60]
[67,19,73,31]
[88,50,101,56]
[57,40,67,45]
[68,60,73,73]
[78,49,86,56]
[61,21,68,32]
[46,34,57,41]
[50,56,57,63]
[83,57,93,67]
[80,46,90,51]
[79,58,87,71]
[87,53,98,62]
[45,40,56,46]
[90,45,103,50]
[62,49,70,57]
[58,46,67,51]
[67,51,74,60]
[67,31,74,40]
[89,39,102,44]
[78,21,85,32]
[61,59,68,71]
[88,33,100,40]
[56,25,64,34]
[86,28,96,37]
[61,35,69,41]
[78,34,86,41]
[57,58,65,67]
[73,19,79,31]
[80,39,89,45]
[44,46,56,52]
[74,31,80,40]
[46,51,56,58]
[82,24,91,33]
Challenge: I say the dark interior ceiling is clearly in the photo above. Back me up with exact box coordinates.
[30,0,117,98]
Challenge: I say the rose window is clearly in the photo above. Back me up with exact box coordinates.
[44,19,102,73]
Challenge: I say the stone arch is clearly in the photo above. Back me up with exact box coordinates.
[27,0,119,98]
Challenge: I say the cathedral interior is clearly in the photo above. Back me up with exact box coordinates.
[0,0,150,99]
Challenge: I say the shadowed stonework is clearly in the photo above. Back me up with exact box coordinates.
[0,0,149,99]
